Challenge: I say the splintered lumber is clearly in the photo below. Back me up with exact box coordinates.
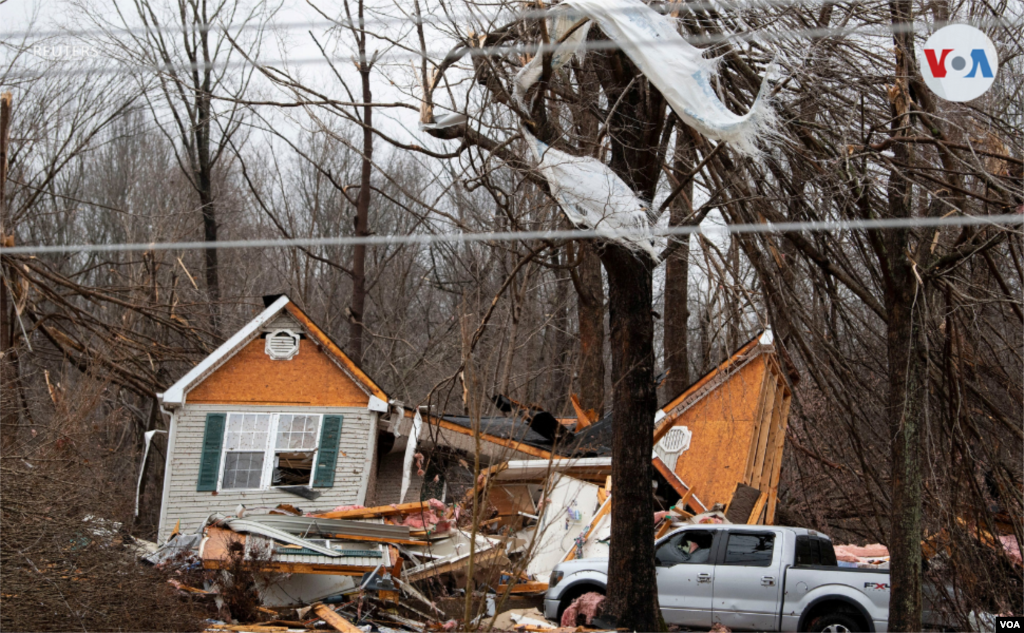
[570,394,595,431]
[313,603,364,633]
[652,456,690,500]
[315,501,436,520]
[747,491,769,525]
[498,580,550,594]
[204,622,288,626]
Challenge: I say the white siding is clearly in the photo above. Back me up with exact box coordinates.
[158,404,377,542]
[262,313,301,332]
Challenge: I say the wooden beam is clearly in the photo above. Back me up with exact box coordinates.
[747,491,769,525]
[314,500,435,520]
[497,581,550,594]
[743,360,774,481]
[652,456,689,499]
[765,395,792,525]
[749,376,780,489]
[313,603,364,633]
[569,393,595,431]
[755,382,786,491]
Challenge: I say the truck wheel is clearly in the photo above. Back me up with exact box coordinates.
[807,611,867,633]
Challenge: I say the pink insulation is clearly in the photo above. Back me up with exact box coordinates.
[834,543,889,562]
[560,591,605,627]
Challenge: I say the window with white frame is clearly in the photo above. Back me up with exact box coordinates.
[220,413,322,490]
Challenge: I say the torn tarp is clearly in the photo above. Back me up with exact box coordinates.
[525,131,659,259]
[525,0,777,157]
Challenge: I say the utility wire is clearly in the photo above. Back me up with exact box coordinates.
[1,214,1020,256]
[6,14,1020,78]
[1,0,1019,40]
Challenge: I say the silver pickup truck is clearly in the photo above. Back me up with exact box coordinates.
[543,524,892,632]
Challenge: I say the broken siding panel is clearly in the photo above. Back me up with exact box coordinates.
[159,404,376,542]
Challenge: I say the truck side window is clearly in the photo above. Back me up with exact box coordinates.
[656,530,714,566]
[723,533,775,567]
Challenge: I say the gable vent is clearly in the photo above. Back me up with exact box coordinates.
[266,329,300,360]
[655,426,692,472]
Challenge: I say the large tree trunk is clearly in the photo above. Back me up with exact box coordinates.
[349,9,372,365]
[600,243,660,632]
[662,126,695,401]
[575,242,605,417]
[0,93,11,352]
[195,90,220,332]
[884,1,924,628]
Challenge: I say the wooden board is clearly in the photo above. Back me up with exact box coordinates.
[748,375,779,489]
[313,603,364,633]
[765,394,791,524]
[186,338,370,406]
[743,361,774,481]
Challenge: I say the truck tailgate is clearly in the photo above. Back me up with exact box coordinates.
[782,566,890,631]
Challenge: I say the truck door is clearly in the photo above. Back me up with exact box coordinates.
[654,529,716,628]
[711,530,784,631]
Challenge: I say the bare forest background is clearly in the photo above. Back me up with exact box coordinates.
[0,0,1022,629]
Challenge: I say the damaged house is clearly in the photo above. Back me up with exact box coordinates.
[156,295,392,542]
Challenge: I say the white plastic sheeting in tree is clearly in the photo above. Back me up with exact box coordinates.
[520,0,777,156]
[525,132,659,259]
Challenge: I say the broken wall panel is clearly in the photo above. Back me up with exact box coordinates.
[524,475,603,579]
[654,338,792,522]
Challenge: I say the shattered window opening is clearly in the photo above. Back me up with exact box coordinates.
[219,412,323,490]
[723,532,776,567]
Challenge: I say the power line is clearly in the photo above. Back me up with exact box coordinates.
[1,213,1020,256]
[6,13,1020,79]
[2,0,1018,40]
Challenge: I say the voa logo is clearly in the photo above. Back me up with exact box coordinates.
[920,24,998,102]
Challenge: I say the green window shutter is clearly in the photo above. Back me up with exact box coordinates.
[196,413,226,491]
[313,415,343,488]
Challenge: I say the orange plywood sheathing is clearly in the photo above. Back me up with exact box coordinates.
[747,491,769,525]
[284,303,388,402]
[654,335,763,443]
[569,394,596,431]
[186,338,370,406]
[669,358,769,508]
